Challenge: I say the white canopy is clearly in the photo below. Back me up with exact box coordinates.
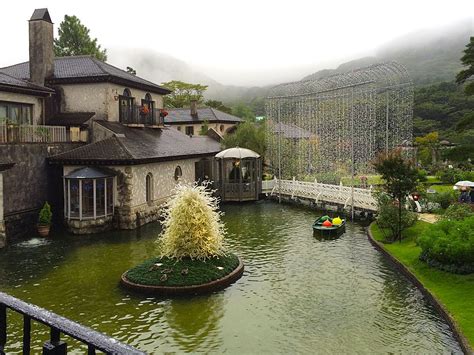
[453,181,474,189]
[215,147,260,159]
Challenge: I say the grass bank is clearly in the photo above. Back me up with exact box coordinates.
[370,221,474,349]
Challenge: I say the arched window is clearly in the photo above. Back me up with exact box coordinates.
[174,166,182,181]
[220,124,225,132]
[141,93,154,124]
[146,173,153,203]
[119,88,134,123]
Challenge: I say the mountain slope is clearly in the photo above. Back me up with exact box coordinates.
[303,20,473,85]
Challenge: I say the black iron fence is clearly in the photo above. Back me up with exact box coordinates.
[0,291,144,354]
[119,106,164,126]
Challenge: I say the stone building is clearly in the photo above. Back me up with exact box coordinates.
[166,101,241,137]
[49,122,220,234]
[0,8,224,240]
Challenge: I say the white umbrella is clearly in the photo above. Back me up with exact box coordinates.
[453,181,474,190]
[215,147,260,159]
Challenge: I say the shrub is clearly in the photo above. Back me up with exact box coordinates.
[432,190,458,209]
[38,202,52,225]
[158,183,226,260]
[436,168,474,184]
[375,194,418,242]
[440,203,474,222]
[418,216,474,274]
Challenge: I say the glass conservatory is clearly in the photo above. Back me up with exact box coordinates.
[215,147,262,202]
[64,167,115,220]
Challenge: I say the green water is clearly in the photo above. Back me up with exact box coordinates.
[0,202,462,353]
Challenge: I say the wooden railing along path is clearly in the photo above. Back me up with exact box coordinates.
[262,178,378,212]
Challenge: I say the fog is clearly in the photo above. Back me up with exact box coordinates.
[0,0,473,86]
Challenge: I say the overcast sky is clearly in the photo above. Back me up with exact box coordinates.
[1,0,473,85]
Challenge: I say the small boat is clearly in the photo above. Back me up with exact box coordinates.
[312,216,346,239]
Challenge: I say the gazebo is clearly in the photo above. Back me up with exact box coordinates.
[215,147,262,202]
[63,167,115,233]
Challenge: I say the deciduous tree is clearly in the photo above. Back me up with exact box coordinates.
[204,100,232,114]
[161,81,208,108]
[222,121,266,156]
[374,149,421,242]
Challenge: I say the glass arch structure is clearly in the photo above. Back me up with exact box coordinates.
[265,61,414,180]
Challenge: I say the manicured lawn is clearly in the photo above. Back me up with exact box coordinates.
[371,221,474,348]
[426,175,442,184]
[429,184,455,193]
[341,175,383,186]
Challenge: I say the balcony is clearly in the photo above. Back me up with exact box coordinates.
[0,124,69,143]
[119,106,164,128]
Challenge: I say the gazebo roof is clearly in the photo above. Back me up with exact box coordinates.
[215,147,260,159]
[64,167,115,179]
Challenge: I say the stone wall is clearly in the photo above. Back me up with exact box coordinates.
[1,142,83,240]
[61,83,109,120]
[110,159,197,229]
[59,83,165,122]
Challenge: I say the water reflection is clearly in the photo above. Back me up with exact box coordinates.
[166,294,225,352]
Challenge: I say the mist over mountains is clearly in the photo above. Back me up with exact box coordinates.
[108,19,473,104]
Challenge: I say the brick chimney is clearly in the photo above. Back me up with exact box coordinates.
[29,8,54,85]
[190,100,198,118]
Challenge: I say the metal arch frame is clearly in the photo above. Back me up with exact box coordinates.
[265,61,414,185]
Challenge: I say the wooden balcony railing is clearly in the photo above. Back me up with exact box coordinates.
[0,124,68,143]
[119,106,164,127]
[0,291,144,354]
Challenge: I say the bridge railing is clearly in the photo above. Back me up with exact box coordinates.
[263,178,377,211]
[0,291,144,354]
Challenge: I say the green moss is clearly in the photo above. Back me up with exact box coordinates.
[371,222,474,348]
[125,254,240,287]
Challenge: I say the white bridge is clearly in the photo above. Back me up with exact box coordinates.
[261,178,378,212]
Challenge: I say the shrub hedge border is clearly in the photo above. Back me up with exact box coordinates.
[367,223,472,355]
[120,256,244,296]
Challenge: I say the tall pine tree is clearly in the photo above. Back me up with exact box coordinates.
[456,36,474,95]
[54,15,107,61]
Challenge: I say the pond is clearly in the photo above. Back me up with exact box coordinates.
[0,202,462,353]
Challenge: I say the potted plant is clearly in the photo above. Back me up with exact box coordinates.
[37,202,52,237]
[139,105,150,116]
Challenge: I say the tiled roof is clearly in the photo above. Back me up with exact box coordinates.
[0,72,54,96]
[30,8,52,23]
[165,107,242,124]
[0,56,171,95]
[49,121,221,165]
[48,112,95,127]
[274,122,312,139]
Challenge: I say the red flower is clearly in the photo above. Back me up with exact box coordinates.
[140,106,150,115]
[160,109,169,117]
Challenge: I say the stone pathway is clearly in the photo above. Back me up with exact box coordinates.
[418,213,439,224]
